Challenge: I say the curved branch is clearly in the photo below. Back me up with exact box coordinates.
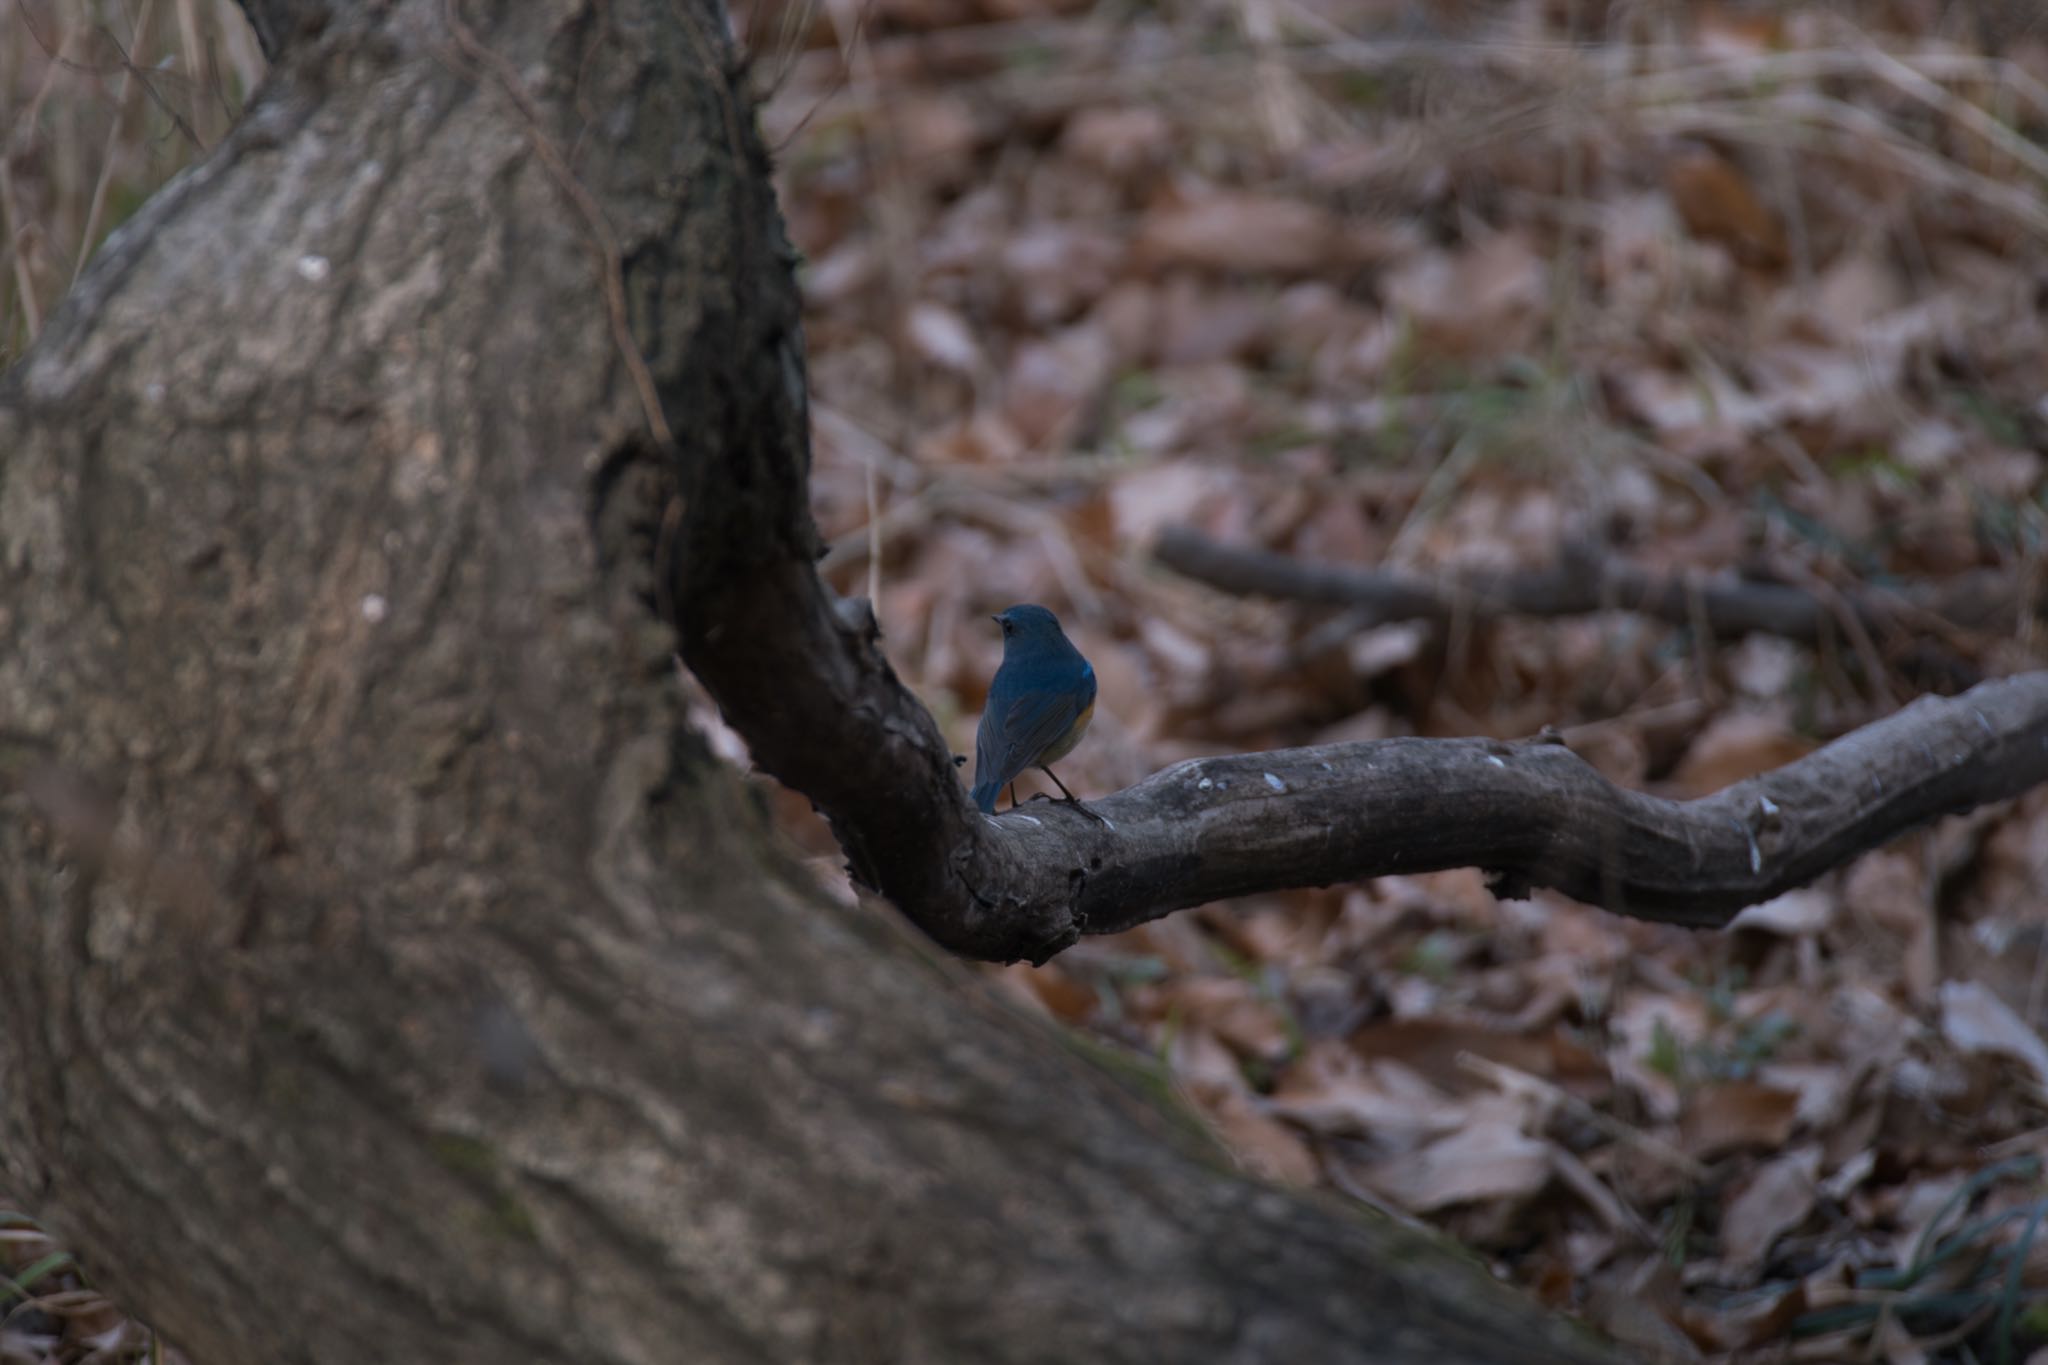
[691,507,2048,959]
[1154,524,2036,644]
[678,285,2048,963]
[977,671,2048,942]
[679,296,2048,962]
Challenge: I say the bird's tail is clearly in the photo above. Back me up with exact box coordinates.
[970,779,1000,814]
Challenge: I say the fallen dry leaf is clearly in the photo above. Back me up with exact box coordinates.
[1059,106,1171,177]
[1583,1256,1703,1363]
[1364,1095,1556,1213]
[1136,192,1342,275]
[1667,711,1815,798]
[1206,1091,1321,1186]
[1268,1047,1467,1148]
[1728,888,1833,937]
[1157,975,1294,1063]
[1679,1279,1808,1352]
[1381,232,1546,369]
[1352,1017,1575,1091]
[1002,327,1110,447]
[1665,145,1786,267]
[1720,1145,1822,1274]
[904,301,984,376]
[1939,979,2048,1090]
[1679,1080,1801,1160]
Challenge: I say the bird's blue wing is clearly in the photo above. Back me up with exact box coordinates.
[972,682,1087,808]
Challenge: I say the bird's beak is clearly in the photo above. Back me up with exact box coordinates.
[991,615,1002,624]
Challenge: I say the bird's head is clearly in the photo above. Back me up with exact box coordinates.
[993,603,1066,646]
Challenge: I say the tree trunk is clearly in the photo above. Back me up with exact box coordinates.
[0,2,1618,1361]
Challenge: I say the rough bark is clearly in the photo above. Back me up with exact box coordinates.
[234,0,334,58]
[0,2,1620,1363]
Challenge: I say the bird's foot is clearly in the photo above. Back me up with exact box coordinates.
[1023,790,1110,828]
[1061,796,1110,827]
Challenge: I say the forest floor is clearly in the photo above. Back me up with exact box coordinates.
[9,0,2048,1361]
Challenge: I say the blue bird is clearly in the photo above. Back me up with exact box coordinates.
[971,604,1098,816]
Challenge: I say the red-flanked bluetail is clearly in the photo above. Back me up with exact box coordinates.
[971,604,1097,816]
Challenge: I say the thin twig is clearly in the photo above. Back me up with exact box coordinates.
[74,0,160,287]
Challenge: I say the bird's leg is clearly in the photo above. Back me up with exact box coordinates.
[1041,766,1080,802]
[1007,782,1019,811]
[1040,766,1108,825]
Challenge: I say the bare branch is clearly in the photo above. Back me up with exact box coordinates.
[1154,524,2035,645]
[972,671,2048,950]
[685,481,2048,960]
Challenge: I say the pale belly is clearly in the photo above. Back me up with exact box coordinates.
[1037,701,1093,767]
